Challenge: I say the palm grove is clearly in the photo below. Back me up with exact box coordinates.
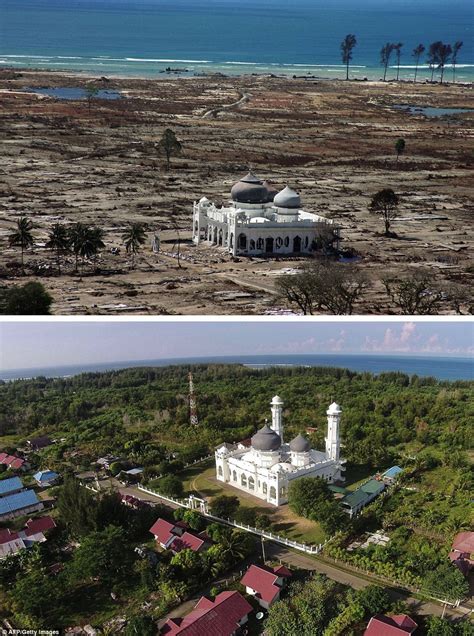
[340,34,463,82]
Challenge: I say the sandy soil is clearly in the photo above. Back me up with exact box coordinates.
[0,69,472,315]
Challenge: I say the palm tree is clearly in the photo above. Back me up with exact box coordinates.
[427,41,441,82]
[219,531,247,564]
[68,223,105,274]
[380,43,395,81]
[340,34,357,81]
[437,43,452,84]
[412,44,425,83]
[121,222,147,269]
[46,223,70,274]
[451,41,463,83]
[8,216,34,270]
[394,43,403,81]
[68,223,87,272]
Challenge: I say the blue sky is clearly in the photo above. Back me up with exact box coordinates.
[0,320,472,371]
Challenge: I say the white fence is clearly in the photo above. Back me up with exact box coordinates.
[137,484,324,555]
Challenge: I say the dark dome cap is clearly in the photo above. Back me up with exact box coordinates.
[251,424,281,451]
[231,171,270,204]
[289,433,310,453]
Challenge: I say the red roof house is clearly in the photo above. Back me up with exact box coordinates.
[240,563,292,609]
[0,516,56,559]
[365,614,418,636]
[169,531,209,554]
[150,518,210,553]
[150,518,179,549]
[449,531,474,575]
[0,453,26,471]
[25,516,56,537]
[161,590,252,636]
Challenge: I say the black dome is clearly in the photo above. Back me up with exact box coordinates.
[251,424,281,451]
[289,434,310,453]
[231,172,269,204]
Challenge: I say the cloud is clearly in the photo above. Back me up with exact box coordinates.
[363,322,419,353]
[255,330,347,355]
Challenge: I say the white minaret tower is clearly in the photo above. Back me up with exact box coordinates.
[325,402,341,461]
[270,395,284,443]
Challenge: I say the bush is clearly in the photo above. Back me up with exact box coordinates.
[157,475,184,498]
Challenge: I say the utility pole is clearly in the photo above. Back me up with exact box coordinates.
[261,536,266,563]
[189,372,199,426]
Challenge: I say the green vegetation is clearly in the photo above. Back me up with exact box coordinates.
[288,477,347,535]
[0,281,53,315]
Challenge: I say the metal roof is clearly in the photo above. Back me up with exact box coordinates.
[0,490,40,516]
[0,476,23,496]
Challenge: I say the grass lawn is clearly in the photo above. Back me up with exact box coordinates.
[180,461,325,545]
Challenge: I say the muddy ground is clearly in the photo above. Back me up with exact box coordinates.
[0,69,472,314]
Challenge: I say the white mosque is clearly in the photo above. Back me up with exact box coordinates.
[215,396,345,506]
[192,172,339,257]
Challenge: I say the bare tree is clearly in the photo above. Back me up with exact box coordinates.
[412,44,425,83]
[340,34,357,81]
[383,270,446,314]
[276,260,367,315]
[451,41,463,83]
[380,43,395,81]
[369,189,400,236]
[158,128,182,170]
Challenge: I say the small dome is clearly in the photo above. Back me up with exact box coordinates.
[251,423,281,452]
[289,434,311,453]
[271,395,283,405]
[274,185,301,209]
[327,402,342,415]
[199,196,209,204]
[231,171,269,204]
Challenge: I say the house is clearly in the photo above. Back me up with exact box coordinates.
[149,518,210,553]
[33,470,60,487]
[121,493,148,509]
[381,466,403,485]
[27,436,53,451]
[0,476,24,498]
[341,479,385,518]
[161,590,252,635]
[0,452,29,471]
[240,563,292,609]
[0,515,56,558]
[0,489,43,521]
[365,614,417,635]
[449,531,474,575]
[96,455,121,470]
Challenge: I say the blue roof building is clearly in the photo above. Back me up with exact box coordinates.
[33,470,59,486]
[382,466,403,482]
[0,476,24,498]
[0,489,43,520]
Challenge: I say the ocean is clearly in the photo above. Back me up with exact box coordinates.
[1,0,472,82]
[1,354,472,382]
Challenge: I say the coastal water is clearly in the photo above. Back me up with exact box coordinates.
[1,0,472,82]
[1,354,472,382]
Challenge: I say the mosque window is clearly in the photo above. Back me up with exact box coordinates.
[276,237,283,248]
[218,465,223,477]
[284,236,289,247]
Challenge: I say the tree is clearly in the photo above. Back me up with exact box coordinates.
[158,474,183,498]
[288,476,332,517]
[276,260,366,315]
[395,138,405,161]
[209,494,239,519]
[182,509,206,531]
[46,222,70,274]
[412,44,425,83]
[124,615,156,636]
[8,216,34,269]
[451,41,463,83]
[68,223,105,274]
[0,281,53,315]
[158,128,182,170]
[425,617,456,636]
[380,43,395,81]
[69,525,133,585]
[383,271,446,315]
[354,585,391,615]
[86,85,99,113]
[340,34,357,80]
[424,562,469,603]
[218,530,252,564]
[171,547,203,576]
[369,188,399,236]
[122,222,147,269]
[437,42,452,84]
[57,476,97,537]
[394,43,403,81]
[10,567,62,623]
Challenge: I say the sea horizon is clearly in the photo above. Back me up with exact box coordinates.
[1,353,473,382]
[1,0,472,82]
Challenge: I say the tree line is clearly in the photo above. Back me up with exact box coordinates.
[341,34,463,83]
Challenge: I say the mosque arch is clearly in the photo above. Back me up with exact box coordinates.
[262,482,268,495]
[293,236,301,252]
[217,465,223,477]
[256,238,264,251]
[249,239,256,251]
[276,237,283,249]
[265,237,274,253]
[232,470,237,482]
[248,476,255,491]
[304,235,309,248]
[269,486,277,500]
[194,221,199,233]
[230,233,234,248]
[213,227,218,244]
[241,473,247,488]
[218,229,223,246]
[284,236,290,247]
[238,233,247,250]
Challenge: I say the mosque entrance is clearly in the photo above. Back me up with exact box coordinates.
[265,237,274,253]
[238,233,247,250]
[293,236,301,253]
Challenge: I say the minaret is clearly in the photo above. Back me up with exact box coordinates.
[325,402,341,461]
[270,395,284,443]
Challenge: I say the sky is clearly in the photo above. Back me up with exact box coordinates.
[0,320,472,371]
